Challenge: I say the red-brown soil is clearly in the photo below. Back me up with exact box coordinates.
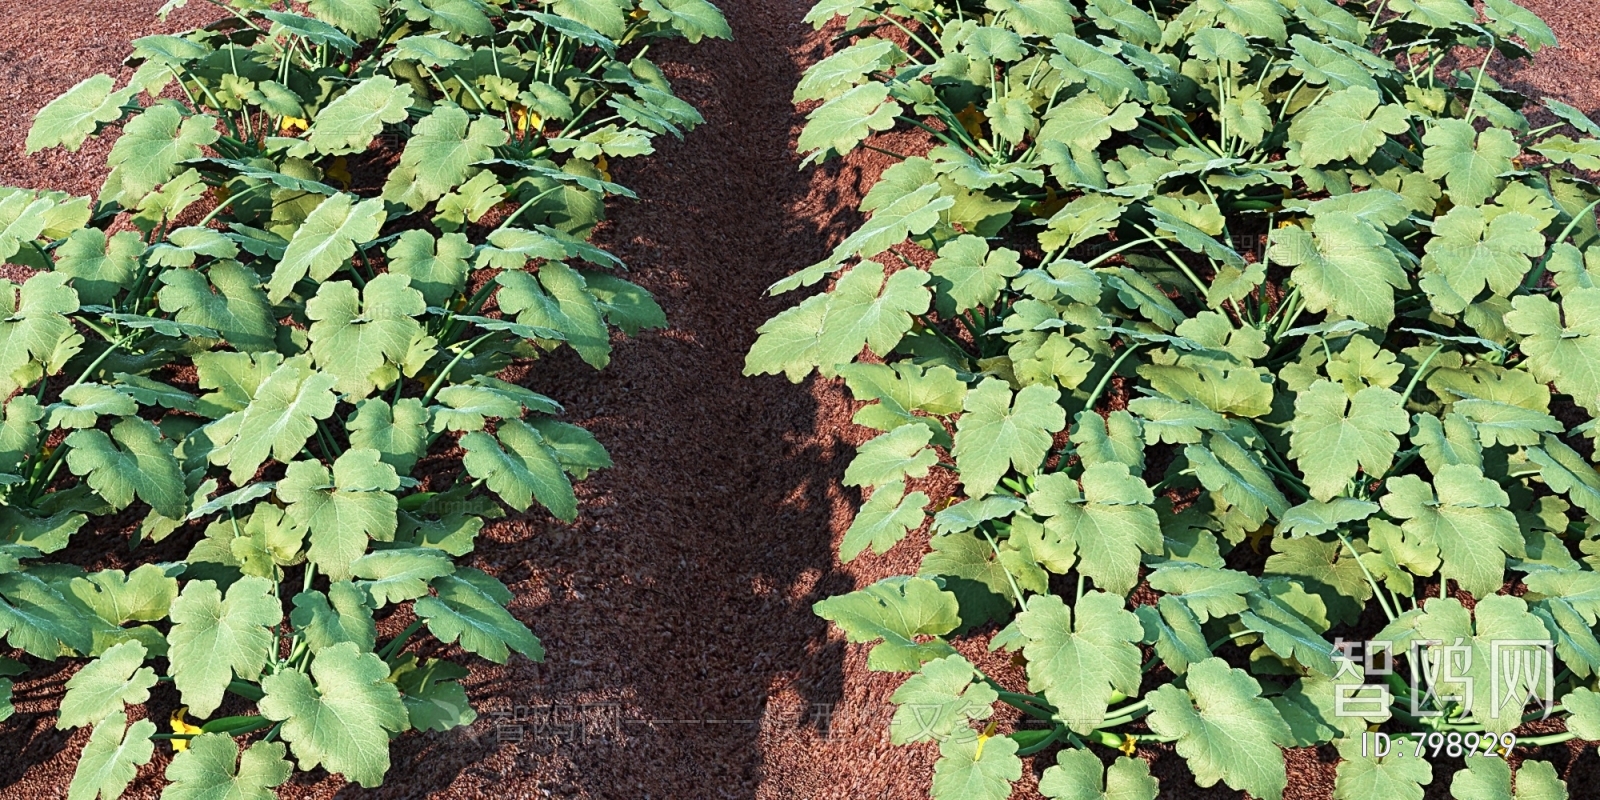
[1,1,1599,799]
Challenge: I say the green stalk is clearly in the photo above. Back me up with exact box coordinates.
[1524,198,1600,291]
[1014,725,1067,756]
[1337,531,1396,621]
[378,619,427,662]
[1397,344,1446,409]
[421,332,497,406]
[1132,224,1210,296]
[1464,45,1497,120]
[491,185,565,233]
[1078,342,1143,416]
[979,525,1028,608]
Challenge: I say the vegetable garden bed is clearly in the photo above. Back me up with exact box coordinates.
[9,1,1600,800]
[751,0,1600,798]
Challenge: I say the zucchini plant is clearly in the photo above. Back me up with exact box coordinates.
[749,0,1600,798]
[0,0,727,797]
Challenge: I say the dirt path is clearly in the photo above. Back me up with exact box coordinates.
[2,1,1600,799]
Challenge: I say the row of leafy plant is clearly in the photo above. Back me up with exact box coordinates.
[750,0,1600,798]
[0,0,726,797]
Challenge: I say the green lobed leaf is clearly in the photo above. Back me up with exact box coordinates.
[167,577,281,718]
[67,712,156,800]
[258,642,407,788]
[1146,658,1291,800]
[160,734,292,800]
[1016,592,1143,733]
[813,576,959,671]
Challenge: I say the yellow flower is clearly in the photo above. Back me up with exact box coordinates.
[1032,186,1068,218]
[596,155,612,183]
[511,104,543,135]
[1119,733,1138,757]
[1246,523,1275,553]
[325,157,353,191]
[169,707,203,752]
[280,116,309,134]
[630,7,648,20]
[974,719,999,759]
[955,103,986,141]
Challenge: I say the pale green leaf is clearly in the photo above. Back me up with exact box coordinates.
[258,642,407,787]
[167,577,281,718]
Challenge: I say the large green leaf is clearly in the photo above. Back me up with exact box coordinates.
[258,642,407,788]
[158,262,277,352]
[307,76,415,156]
[1451,757,1568,800]
[1146,657,1291,800]
[1028,465,1161,594]
[846,416,938,490]
[290,582,376,654]
[1039,751,1159,800]
[640,0,731,41]
[307,0,387,38]
[495,263,612,367]
[0,571,93,657]
[1185,432,1290,527]
[414,568,542,663]
[67,712,156,800]
[747,262,932,379]
[930,730,1022,800]
[1421,205,1545,311]
[352,548,456,605]
[813,576,959,671]
[28,74,137,153]
[307,275,430,398]
[461,418,576,520]
[1270,213,1408,327]
[348,398,431,473]
[841,482,928,562]
[1289,86,1410,168]
[55,228,142,306]
[167,577,281,718]
[1380,465,1523,599]
[278,449,400,580]
[58,641,157,729]
[1422,120,1519,207]
[954,380,1067,498]
[1288,382,1409,500]
[1332,735,1430,800]
[0,273,83,398]
[102,106,219,206]
[386,230,471,306]
[1016,592,1142,733]
[1377,596,1552,734]
[215,356,340,484]
[1506,289,1600,415]
[382,104,509,210]
[65,417,186,519]
[887,654,997,744]
[161,734,292,800]
[797,82,900,163]
[268,193,387,302]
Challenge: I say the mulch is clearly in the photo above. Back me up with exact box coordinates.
[0,1,1598,798]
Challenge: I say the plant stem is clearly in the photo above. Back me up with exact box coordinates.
[378,619,426,661]
[1397,344,1446,409]
[421,332,496,405]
